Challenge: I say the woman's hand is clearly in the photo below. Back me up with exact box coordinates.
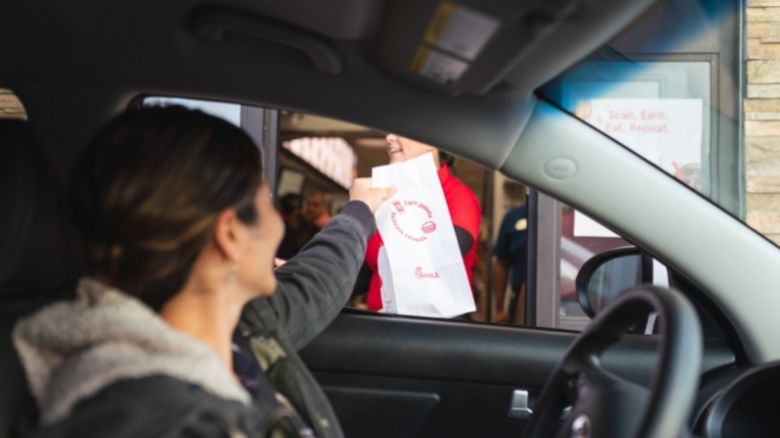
[350,178,395,213]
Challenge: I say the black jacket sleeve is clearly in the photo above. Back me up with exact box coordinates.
[454,225,474,256]
[241,201,375,351]
[351,263,373,297]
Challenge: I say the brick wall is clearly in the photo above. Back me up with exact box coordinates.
[746,2,780,244]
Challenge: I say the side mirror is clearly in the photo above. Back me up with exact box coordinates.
[575,247,652,317]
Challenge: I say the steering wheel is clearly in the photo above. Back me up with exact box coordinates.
[521,286,702,438]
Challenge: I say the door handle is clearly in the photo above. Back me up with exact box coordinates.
[507,389,533,420]
[507,389,572,421]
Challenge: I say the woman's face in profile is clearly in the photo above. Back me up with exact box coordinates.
[238,182,284,296]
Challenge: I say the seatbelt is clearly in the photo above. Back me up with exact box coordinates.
[238,323,317,438]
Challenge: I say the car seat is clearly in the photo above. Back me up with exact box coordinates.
[0,119,82,437]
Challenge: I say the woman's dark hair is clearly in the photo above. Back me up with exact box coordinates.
[70,106,263,311]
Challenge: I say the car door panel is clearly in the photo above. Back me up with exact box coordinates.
[320,384,440,438]
[301,312,735,437]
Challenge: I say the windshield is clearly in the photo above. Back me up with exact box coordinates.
[538,0,779,243]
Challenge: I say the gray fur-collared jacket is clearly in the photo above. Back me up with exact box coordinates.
[12,201,375,438]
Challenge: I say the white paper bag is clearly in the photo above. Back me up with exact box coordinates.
[372,153,476,318]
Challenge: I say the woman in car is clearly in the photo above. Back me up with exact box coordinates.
[12,106,393,438]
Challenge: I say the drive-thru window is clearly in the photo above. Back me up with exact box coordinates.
[137,0,745,330]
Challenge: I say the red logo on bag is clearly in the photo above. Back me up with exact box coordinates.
[389,199,436,242]
[415,267,441,279]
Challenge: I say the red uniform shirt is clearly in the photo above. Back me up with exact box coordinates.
[364,163,481,311]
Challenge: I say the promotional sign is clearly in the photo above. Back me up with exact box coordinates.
[573,98,704,238]
[372,153,475,318]
[577,98,704,190]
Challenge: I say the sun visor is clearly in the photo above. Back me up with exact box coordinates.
[374,0,654,96]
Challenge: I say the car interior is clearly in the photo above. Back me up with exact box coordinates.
[4,0,780,437]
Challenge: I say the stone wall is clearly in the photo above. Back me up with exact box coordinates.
[746,2,780,244]
[0,88,26,120]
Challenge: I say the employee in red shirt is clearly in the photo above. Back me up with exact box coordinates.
[354,134,481,312]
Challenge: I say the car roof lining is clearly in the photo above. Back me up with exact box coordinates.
[216,0,386,41]
[0,0,657,169]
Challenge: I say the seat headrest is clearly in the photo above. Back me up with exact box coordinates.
[0,119,81,299]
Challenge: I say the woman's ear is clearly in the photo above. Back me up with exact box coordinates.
[213,209,246,262]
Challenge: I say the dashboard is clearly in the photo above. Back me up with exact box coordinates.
[693,361,780,438]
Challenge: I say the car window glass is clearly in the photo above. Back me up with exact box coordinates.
[277,111,673,331]
[539,0,780,251]
[545,60,712,194]
[534,191,670,331]
[276,111,495,321]
[141,96,279,196]
[140,97,670,333]
[0,88,27,120]
[558,202,632,330]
